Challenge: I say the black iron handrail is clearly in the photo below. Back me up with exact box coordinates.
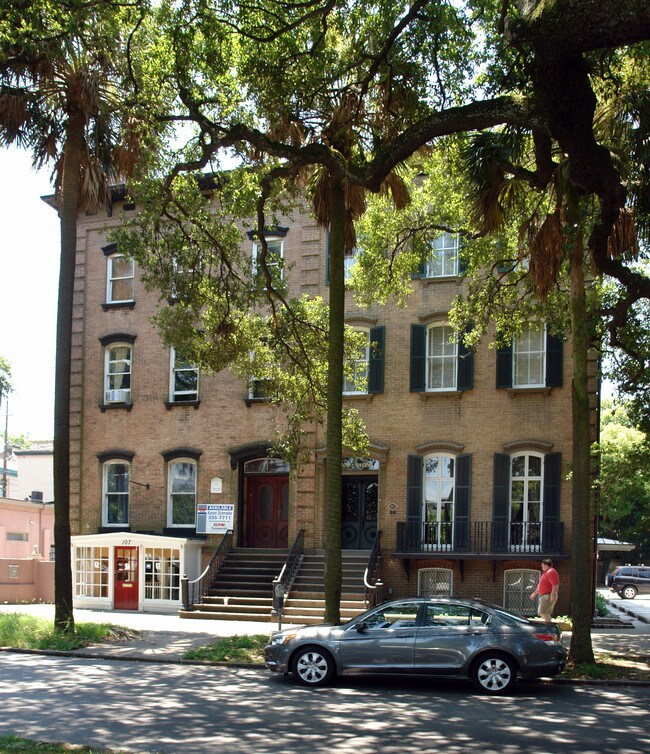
[363,530,383,607]
[181,529,234,610]
[272,529,305,606]
[396,520,565,555]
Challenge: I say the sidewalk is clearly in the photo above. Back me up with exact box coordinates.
[2,594,650,665]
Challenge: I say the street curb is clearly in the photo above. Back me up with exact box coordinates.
[3,646,650,687]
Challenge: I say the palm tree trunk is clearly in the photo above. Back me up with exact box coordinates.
[323,176,346,623]
[53,114,84,632]
[567,230,595,663]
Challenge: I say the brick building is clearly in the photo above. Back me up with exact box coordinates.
[63,184,587,617]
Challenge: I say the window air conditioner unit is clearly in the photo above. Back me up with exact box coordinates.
[105,389,129,403]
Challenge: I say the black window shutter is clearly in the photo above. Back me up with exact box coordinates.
[368,326,385,394]
[543,452,562,552]
[454,454,471,551]
[496,343,513,388]
[543,453,561,522]
[457,339,474,391]
[407,455,423,521]
[458,236,467,274]
[545,329,563,387]
[492,453,510,551]
[410,324,426,392]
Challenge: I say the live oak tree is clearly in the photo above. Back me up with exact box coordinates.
[0,0,168,631]
[120,1,650,648]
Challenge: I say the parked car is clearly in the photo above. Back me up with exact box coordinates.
[264,597,566,695]
[607,565,650,599]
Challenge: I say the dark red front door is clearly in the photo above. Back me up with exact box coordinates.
[247,476,288,548]
[114,546,139,610]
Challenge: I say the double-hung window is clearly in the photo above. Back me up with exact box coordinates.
[509,453,543,551]
[168,459,197,527]
[496,323,563,389]
[424,233,460,278]
[103,460,130,526]
[252,237,284,283]
[104,343,132,404]
[106,253,134,304]
[426,324,458,391]
[344,329,370,394]
[169,348,199,403]
[410,323,473,392]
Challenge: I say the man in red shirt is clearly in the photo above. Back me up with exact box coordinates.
[530,558,560,622]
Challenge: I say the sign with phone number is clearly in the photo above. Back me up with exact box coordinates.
[196,503,235,534]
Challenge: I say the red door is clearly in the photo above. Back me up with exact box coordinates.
[114,547,139,610]
[247,476,288,548]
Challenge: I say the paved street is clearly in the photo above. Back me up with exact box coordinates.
[1,652,650,754]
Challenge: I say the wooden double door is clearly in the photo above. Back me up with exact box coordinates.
[246,475,289,548]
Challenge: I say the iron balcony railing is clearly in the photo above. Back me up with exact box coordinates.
[396,520,564,556]
[181,529,234,610]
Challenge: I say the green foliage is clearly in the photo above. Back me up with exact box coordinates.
[597,399,650,559]
[183,633,269,663]
[0,613,120,650]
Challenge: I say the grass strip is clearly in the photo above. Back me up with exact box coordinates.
[0,613,126,651]
[183,633,269,663]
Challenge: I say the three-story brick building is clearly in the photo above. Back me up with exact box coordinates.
[65,183,583,618]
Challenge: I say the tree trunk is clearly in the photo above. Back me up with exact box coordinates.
[53,114,84,633]
[567,230,595,664]
[323,176,346,623]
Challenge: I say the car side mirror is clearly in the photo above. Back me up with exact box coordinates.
[355,621,367,633]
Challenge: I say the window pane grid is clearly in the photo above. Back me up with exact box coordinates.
[513,323,545,387]
[509,453,543,551]
[107,255,134,303]
[169,461,196,526]
[425,233,459,278]
[144,547,181,601]
[170,349,199,401]
[74,546,109,598]
[426,325,457,390]
[344,330,370,394]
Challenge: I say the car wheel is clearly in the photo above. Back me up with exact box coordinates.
[292,646,336,687]
[472,653,517,695]
[621,585,638,600]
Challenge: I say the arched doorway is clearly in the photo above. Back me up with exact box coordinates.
[244,458,289,548]
[341,457,379,550]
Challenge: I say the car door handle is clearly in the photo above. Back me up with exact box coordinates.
[399,634,415,638]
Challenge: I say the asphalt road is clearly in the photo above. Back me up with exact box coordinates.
[1,654,649,754]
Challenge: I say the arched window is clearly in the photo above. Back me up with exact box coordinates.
[423,454,455,551]
[510,452,543,551]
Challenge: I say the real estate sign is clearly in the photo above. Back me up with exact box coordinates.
[196,503,235,534]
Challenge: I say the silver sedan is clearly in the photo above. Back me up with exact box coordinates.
[264,597,566,694]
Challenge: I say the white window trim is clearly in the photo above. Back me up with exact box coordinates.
[252,237,284,279]
[343,327,370,395]
[422,453,456,551]
[167,458,197,528]
[102,460,130,527]
[513,322,546,388]
[104,344,132,404]
[425,323,458,391]
[106,253,135,303]
[508,452,544,553]
[424,232,460,278]
[169,348,199,403]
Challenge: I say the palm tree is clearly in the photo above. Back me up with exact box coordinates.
[0,3,154,630]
